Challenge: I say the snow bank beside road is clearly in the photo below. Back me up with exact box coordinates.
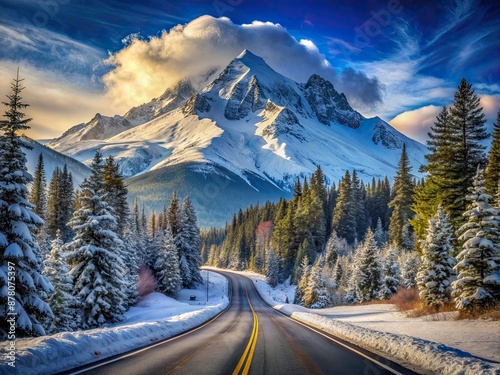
[5,271,229,375]
[227,269,500,375]
[292,312,500,375]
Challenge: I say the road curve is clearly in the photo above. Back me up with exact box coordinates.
[61,271,417,375]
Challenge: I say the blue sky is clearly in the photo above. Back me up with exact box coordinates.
[0,0,498,140]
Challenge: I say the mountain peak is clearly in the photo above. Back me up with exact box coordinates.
[235,49,266,67]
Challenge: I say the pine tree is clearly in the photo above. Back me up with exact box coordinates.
[379,248,400,300]
[347,229,383,302]
[0,71,54,337]
[46,167,61,238]
[446,79,488,226]
[410,177,441,254]
[154,227,182,296]
[46,165,74,242]
[65,151,128,328]
[28,154,50,261]
[305,255,331,308]
[332,170,357,244]
[452,168,500,312]
[389,144,414,249]
[485,109,500,199]
[266,248,279,288]
[178,196,202,288]
[43,231,80,332]
[417,206,456,308]
[399,251,420,289]
[293,255,309,305]
[102,156,129,237]
[59,164,74,242]
[374,217,387,247]
[29,153,47,220]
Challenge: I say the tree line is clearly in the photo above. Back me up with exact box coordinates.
[204,78,500,314]
[0,73,202,338]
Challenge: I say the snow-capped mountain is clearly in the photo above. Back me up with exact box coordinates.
[23,137,91,187]
[48,50,428,226]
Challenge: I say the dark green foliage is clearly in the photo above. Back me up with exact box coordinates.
[389,144,415,249]
[332,170,357,244]
[46,165,74,242]
[485,109,500,199]
[102,156,129,237]
[29,153,47,220]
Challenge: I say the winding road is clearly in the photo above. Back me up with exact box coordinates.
[63,271,417,375]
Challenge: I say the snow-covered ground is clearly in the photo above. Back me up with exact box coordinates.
[3,270,228,375]
[227,269,500,375]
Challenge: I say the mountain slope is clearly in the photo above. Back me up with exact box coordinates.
[23,138,91,187]
[48,50,428,226]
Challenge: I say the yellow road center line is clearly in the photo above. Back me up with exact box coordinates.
[232,282,259,375]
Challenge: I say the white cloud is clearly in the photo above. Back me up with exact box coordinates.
[389,105,442,143]
[0,62,117,140]
[103,15,382,110]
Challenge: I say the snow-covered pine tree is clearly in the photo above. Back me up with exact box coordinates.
[178,196,202,288]
[43,231,80,332]
[154,227,182,296]
[348,229,383,302]
[399,251,420,289]
[417,205,456,308]
[266,248,279,288]
[306,255,332,308]
[379,247,400,300]
[452,168,500,312]
[0,71,54,337]
[324,231,339,268]
[293,254,309,305]
[374,217,387,247]
[65,150,128,328]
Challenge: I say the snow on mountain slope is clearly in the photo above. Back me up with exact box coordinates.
[23,138,91,187]
[48,113,135,149]
[48,49,427,197]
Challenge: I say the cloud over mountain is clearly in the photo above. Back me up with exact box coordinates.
[103,15,382,110]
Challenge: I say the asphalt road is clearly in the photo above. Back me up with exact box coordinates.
[63,271,417,375]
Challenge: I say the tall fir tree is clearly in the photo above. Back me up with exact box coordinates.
[266,248,279,288]
[485,109,500,199]
[178,196,202,288]
[452,168,500,313]
[154,227,182,296]
[379,248,400,300]
[389,144,414,249]
[399,251,420,289]
[43,231,80,332]
[102,155,129,237]
[46,167,61,238]
[332,170,357,244]
[29,153,47,220]
[346,229,382,302]
[447,79,488,226]
[46,165,74,242]
[0,71,54,337]
[65,151,128,328]
[411,108,451,247]
[417,206,456,308]
[59,164,74,242]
